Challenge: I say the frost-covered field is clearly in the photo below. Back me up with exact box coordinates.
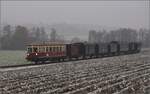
[0,49,150,94]
[0,50,30,66]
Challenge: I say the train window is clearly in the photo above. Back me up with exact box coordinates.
[54,47,56,52]
[39,47,41,52]
[61,46,63,51]
[49,47,52,52]
[51,47,53,52]
[37,46,39,52]
[54,47,57,52]
[59,47,60,52]
[55,47,57,52]
[43,47,46,52]
[39,47,45,52]
[47,47,50,52]
[52,47,54,52]
[53,47,55,52]
[59,47,61,52]
[43,47,45,52]
[33,47,37,52]
[57,47,59,52]
[46,47,49,52]
[60,47,62,51]
[62,46,64,51]
[56,47,58,52]
[59,47,60,51]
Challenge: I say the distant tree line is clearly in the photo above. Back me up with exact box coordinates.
[88,28,150,48]
[0,25,65,50]
[0,24,149,50]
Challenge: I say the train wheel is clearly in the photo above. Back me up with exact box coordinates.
[41,61,46,63]
[57,58,60,62]
[61,58,65,62]
[82,56,85,60]
[34,61,40,64]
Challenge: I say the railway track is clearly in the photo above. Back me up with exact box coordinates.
[0,52,142,69]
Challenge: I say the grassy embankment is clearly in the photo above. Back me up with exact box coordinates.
[0,50,31,66]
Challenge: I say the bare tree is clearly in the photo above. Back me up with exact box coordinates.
[88,30,97,43]
[11,25,29,50]
[0,25,12,50]
[50,28,57,42]
[40,26,48,41]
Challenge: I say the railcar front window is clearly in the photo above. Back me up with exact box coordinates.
[28,48,32,53]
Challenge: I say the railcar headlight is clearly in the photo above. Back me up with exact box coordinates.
[46,53,49,56]
[36,53,38,55]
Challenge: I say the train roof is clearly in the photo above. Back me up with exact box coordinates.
[27,42,67,46]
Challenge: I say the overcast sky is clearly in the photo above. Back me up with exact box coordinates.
[1,1,150,29]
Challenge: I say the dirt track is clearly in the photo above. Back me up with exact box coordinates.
[0,49,150,94]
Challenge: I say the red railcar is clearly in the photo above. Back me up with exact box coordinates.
[26,42,67,62]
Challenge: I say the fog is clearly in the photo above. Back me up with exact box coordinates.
[1,1,149,29]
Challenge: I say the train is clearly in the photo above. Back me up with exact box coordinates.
[26,41,141,63]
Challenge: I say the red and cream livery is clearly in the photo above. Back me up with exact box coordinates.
[26,42,66,62]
